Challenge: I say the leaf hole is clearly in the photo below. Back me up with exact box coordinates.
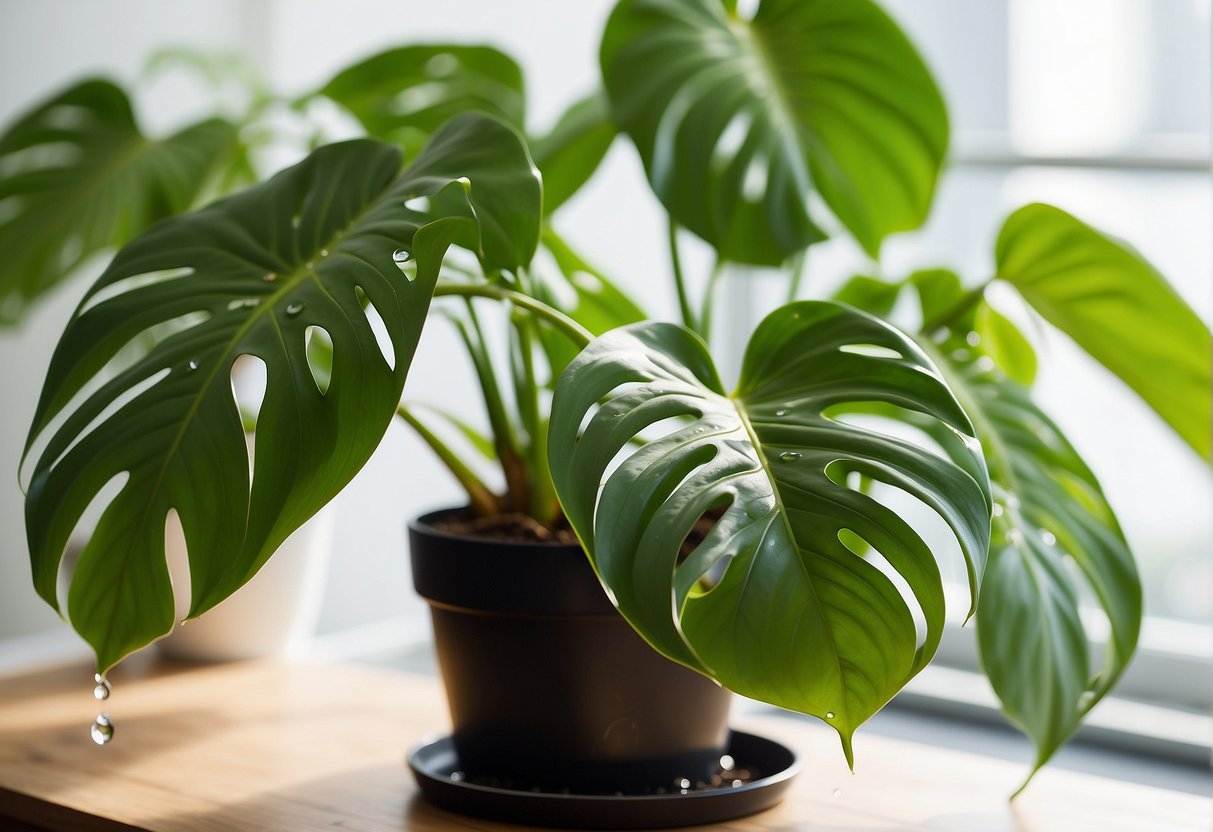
[79,267,197,315]
[358,287,396,370]
[304,326,333,395]
[56,471,131,617]
[837,344,904,360]
[0,141,83,177]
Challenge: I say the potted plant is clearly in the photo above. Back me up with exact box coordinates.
[5,0,1207,826]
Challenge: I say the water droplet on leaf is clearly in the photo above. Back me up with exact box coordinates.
[91,713,113,745]
[263,272,277,283]
[392,249,412,264]
[825,711,835,719]
[286,302,305,317]
[775,409,788,417]
[187,360,199,371]
[1041,531,1057,546]
[779,451,801,462]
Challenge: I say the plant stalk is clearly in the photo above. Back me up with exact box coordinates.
[396,404,499,516]
[667,217,699,333]
[921,280,993,334]
[434,282,592,347]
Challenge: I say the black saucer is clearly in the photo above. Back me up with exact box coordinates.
[408,730,800,829]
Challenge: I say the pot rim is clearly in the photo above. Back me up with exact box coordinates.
[409,506,584,551]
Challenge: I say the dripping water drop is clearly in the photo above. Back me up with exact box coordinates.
[93,673,110,701]
[833,787,843,800]
[91,713,113,745]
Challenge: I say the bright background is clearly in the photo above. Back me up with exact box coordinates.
[0,1,1208,710]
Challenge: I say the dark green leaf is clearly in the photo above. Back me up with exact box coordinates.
[549,301,990,763]
[23,113,540,671]
[920,351,1140,789]
[320,45,525,159]
[996,203,1210,457]
[974,301,1036,386]
[600,0,948,264]
[530,91,616,214]
[0,79,240,322]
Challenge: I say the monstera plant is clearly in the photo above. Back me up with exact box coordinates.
[6,0,1208,795]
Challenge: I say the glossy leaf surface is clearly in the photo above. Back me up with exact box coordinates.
[996,203,1211,457]
[600,0,948,263]
[549,301,990,762]
[0,79,239,322]
[23,114,540,671]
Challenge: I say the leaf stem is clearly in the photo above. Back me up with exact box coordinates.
[921,280,993,334]
[434,282,592,347]
[396,403,499,516]
[700,256,726,342]
[787,249,807,303]
[667,217,699,332]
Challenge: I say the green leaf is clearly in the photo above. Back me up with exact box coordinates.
[995,203,1211,457]
[549,301,990,764]
[533,227,646,379]
[918,350,1140,791]
[600,0,948,264]
[530,91,616,214]
[974,301,1036,386]
[319,45,525,159]
[0,79,240,322]
[23,113,541,671]
[831,274,903,318]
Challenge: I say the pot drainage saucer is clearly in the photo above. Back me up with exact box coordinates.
[407,730,800,829]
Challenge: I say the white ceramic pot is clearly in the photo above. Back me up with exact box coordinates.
[158,485,334,662]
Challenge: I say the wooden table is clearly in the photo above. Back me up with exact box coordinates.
[0,657,1206,831]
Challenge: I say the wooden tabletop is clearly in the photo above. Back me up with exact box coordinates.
[0,656,1206,831]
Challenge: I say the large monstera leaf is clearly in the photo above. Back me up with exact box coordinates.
[549,301,990,762]
[0,79,239,322]
[600,0,948,264]
[320,45,525,159]
[23,113,540,671]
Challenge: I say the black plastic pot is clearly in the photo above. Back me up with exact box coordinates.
[409,508,733,793]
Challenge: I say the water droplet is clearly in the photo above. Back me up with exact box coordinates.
[91,713,113,745]
[319,248,329,257]
[677,778,691,789]
[187,360,199,371]
[965,331,981,347]
[833,787,843,800]
[263,272,277,283]
[286,302,305,317]
[825,711,835,719]
[305,261,314,270]
[1041,531,1057,546]
[392,249,412,264]
[992,503,1004,517]
[719,755,735,770]
[779,451,801,462]
[93,673,110,701]
[450,770,465,782]
[731,779,743,788]
[975,356,996,372]
[775,409,788,417]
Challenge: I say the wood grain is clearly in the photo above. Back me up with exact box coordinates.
[0,656,1206,831]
